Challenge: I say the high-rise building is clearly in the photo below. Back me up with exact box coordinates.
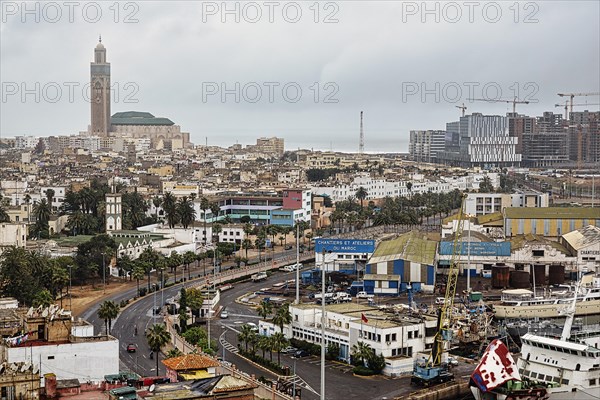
[439,113,521,168]
[569,110,600,164]
[408,130,445,163]
[521,112,568,167]
[90,37,111,136]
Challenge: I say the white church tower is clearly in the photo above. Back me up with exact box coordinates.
[105,182,122,232]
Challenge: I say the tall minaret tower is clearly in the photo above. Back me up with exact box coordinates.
[90,36,111,136]
[105,180,122,232]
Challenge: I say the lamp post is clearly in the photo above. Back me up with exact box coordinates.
[68,265,73,311]
[320,248,326,400]
[295,221,300,304]
[102,253,106,294]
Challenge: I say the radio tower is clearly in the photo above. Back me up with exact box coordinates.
[359,111,364,154]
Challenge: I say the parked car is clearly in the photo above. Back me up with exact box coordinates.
[126,344,137,353]
[245,322,258,332]
[284,244,293,250]
[356,291,374,300]
[448,356,459,366]
[293,350,310,358]
[220,310,228,319]
[279,263,301,272]
[283,346,298,354]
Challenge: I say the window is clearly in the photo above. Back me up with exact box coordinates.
[408,331,413,339]
[589,379,596,386]
[48,356,55,360]
[532,250,544,257]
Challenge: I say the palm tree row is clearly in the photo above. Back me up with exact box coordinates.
[238,327,289,366]
[156,192,198,229]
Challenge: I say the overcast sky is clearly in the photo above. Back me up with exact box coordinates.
[1,1,599,152]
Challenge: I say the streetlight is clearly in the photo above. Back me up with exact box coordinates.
[68,265,73,311]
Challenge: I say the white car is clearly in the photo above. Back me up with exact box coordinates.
[245,322,258,332]
[220,310,228,319]
[279,263,301,272]
[356,291,374,300]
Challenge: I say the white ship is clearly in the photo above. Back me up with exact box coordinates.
[473,273,600,400]
[492,276,600,319]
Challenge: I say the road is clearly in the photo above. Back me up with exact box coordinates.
[81,245,474,399]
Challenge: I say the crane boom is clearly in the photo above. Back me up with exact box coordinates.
[466,97,529,113]
[557,92,600,117]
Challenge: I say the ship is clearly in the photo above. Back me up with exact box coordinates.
[469,339,549,400]
[492,276,600,319]
[472,273,600,400]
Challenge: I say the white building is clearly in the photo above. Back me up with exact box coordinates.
[0,223,27,255]
[218,224,245,245]
[561,225,600,273]
[409,130,446,163]
[288,303,435,376]
[40,186,68,212]
[14,135,38,149]
[464,191,549,216]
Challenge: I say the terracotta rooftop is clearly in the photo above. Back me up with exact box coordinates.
[161,354,220,371]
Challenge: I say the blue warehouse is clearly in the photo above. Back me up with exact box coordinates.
[364,231,437,296]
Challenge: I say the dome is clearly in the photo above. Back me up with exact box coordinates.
[96,42,105,50]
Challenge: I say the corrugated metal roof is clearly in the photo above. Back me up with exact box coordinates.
[504,207,600,219]
[369,231,437,265]
[561,225,600,250]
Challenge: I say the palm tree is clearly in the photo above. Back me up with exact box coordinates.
[132,264,145,296]
[177,196,196,229]
[169,251,183,282]
[351,341,374,367]
[139,248,161,291]
[272,303,292,333]
[146,323,172,374]
[162,192,178,228]
[209,202,221,223]
[257,335,270,359]
[200,197,210,244]
[166,348,183,359]
[237,324,254,352]
[182,251,196,281]
[256,299,273,320]
[45,188,55,211]
[270,332,288,365]
[0,203,9,223]
[152,196,162,222]
[34,199,51,225]
[241,239,253,259]
[98,300,120,334]
[355,186,368,209]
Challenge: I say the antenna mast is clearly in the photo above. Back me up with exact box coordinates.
[359,111,364,154]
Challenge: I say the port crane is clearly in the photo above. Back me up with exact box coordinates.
[466,97,529,114]
[412,197,466,386]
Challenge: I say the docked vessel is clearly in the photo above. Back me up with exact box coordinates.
[473,274,600,400]
[492,277,600,319]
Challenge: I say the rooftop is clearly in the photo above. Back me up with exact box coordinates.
[503,207,600,220]
[161,354,220,371]
[111,111,174,126]
[561,225,600,250]
[369,231,437,265]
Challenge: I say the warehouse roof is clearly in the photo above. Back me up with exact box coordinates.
[561,225,600,250]
[369,231,437,265]
[503,207,600,219]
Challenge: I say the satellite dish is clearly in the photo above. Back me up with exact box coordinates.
[149,384,156,392]
[42,309,49,318]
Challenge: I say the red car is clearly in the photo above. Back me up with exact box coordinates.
[127,344,137,353]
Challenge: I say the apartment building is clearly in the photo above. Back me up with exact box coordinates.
[408,130,446,163]
[464,191,549,216]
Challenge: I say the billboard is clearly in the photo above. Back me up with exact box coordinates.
[315,238,376,254]
[439,241,511,257]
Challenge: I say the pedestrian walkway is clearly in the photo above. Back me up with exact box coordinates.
[279,374,319,396]
[219,335,239,354]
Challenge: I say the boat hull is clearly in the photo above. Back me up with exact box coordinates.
[493,299,600,319]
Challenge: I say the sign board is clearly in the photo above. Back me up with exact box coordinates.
[439,241,511,257]
[315,238,375,254]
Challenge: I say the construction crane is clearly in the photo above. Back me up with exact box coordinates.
[555,102,600,120]
[455,103,467,117]
[466,97,529,114]
[557,92,600,118]
[412,196,466,387]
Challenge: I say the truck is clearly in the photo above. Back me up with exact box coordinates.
[334,292,352,303]
[251,272,268,282]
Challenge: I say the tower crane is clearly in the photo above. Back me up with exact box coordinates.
[557,92,600,118]
[455,103,467,117]
[466,97,529,114]
[412,196,466,387]
[555,102,600,120]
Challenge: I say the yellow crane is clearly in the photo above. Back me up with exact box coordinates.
[466,97,530,114]
[557,92,600,119]
[412,196,466,386]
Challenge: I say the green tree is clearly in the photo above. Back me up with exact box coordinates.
[162,192,179,228]
[200,197,210,244]
[351,341,374,367]
[165,348,183,359]
[152,196,162,222]
[168,251,183,283]
[32,289,54,308]
[138,248,161,291]
[74,234,116,285]
[257,335,270,359]
[182,251,196,281]
[270,332,288,365]
[146,323,172,374]
[355,186,368,209]
[272,303,292,333]
[237,324,255,352]
[177,196,196,229]
[479,176,494,193]
[98,300,120,334]
[256,300,273,320]
[132,263,145,296]
[327,342,340,360]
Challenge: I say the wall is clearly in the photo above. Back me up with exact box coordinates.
[6,337,119,383]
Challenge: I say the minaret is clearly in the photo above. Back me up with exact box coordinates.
[105,181,122,232]
[90,36,111,136]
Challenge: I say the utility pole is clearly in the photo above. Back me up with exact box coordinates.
[320,248,326,400]
[295,222,300,304]
[68,265,73,311]
[102,253,106,294]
